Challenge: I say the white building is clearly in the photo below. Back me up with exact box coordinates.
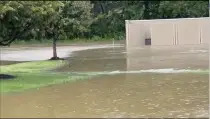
[125,17,210,49]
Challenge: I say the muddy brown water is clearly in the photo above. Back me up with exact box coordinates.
[0,44,209,118]
[58,45,209,72]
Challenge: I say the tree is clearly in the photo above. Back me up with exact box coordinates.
[34,1,65,60]
[61,1,93,39]
[0,1,64,45]
[0,1,36,46]
[46,1,93,59]
[158,1,209,19]
[0,1,93,60]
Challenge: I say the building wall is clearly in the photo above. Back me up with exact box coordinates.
[176,19,200,45]
[126,20,151,49]
[151,20,176,46]
[126,17,210,49]
[200,18,210,44]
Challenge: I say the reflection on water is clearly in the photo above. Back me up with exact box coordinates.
[1,44,209,118]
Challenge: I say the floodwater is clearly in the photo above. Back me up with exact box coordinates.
[0,44,123,61]
[0,44,209,118]
[57,45,209,72]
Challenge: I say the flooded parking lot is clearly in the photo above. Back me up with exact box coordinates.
[0,44,209,118]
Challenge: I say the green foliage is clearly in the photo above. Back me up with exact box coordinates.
[0,1,209,45]
[90,1,208,38]
[0,1,93,45]
[158,1,209,18]
[61,1,93,38]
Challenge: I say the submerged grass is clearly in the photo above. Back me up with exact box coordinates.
[0,60,91,93]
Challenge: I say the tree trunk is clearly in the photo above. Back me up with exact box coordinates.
[53,38,57,58]
[50,38,60,60]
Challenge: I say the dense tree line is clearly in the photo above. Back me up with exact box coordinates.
[0,1,209,58]
[90,1,208,39]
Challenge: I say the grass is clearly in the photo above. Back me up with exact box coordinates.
[10,37,120,47]
[0,60,91,93]
[1,60,64,73]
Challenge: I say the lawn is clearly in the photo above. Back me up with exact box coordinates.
[0,60,91,93]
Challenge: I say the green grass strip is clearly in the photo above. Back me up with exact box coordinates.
[0,60,91,93]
